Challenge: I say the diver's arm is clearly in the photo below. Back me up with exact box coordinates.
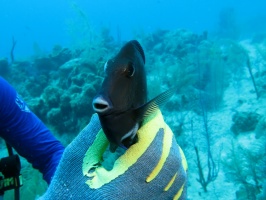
[0,77,64,184]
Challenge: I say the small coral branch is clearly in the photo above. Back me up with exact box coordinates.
[10,36,17,64]
[193,127,219,191]
[194,143,218,192]
[246,57,259,99]
[191,97,219,192]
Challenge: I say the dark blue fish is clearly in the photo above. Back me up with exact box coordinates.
[92,40,175,152]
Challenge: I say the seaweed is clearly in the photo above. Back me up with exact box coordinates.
[10,36,17,64]
[246,56,260,99]
[223,139,266,199]
[191,95,220,192]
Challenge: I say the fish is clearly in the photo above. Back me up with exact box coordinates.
[92,40,176,152]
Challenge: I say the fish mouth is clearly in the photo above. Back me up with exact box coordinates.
[92,95,113,114]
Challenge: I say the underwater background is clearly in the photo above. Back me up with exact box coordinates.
[0,0,266,199]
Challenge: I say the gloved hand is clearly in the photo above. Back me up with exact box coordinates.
[39,110,188,200]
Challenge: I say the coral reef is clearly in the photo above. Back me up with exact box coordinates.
[1,42,107,135]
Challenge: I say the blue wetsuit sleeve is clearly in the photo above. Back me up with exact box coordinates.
[0,77,64,184]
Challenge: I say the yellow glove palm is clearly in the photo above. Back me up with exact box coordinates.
[41,110,187,200]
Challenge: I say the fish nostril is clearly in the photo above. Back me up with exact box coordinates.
[92,96,111,113]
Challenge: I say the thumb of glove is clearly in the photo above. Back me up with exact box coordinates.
[40,114,102,200]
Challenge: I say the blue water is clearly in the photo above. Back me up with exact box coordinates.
[0,0,265,59]
[1,1,266,199]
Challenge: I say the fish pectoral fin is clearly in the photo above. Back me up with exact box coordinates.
[134,87,177,120]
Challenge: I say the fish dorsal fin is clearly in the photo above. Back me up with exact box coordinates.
[134,87,177,121]
[131,40,145,64]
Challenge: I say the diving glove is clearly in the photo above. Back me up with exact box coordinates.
[40,110,188,200]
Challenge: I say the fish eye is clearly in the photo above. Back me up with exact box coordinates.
[126,62,135,77]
